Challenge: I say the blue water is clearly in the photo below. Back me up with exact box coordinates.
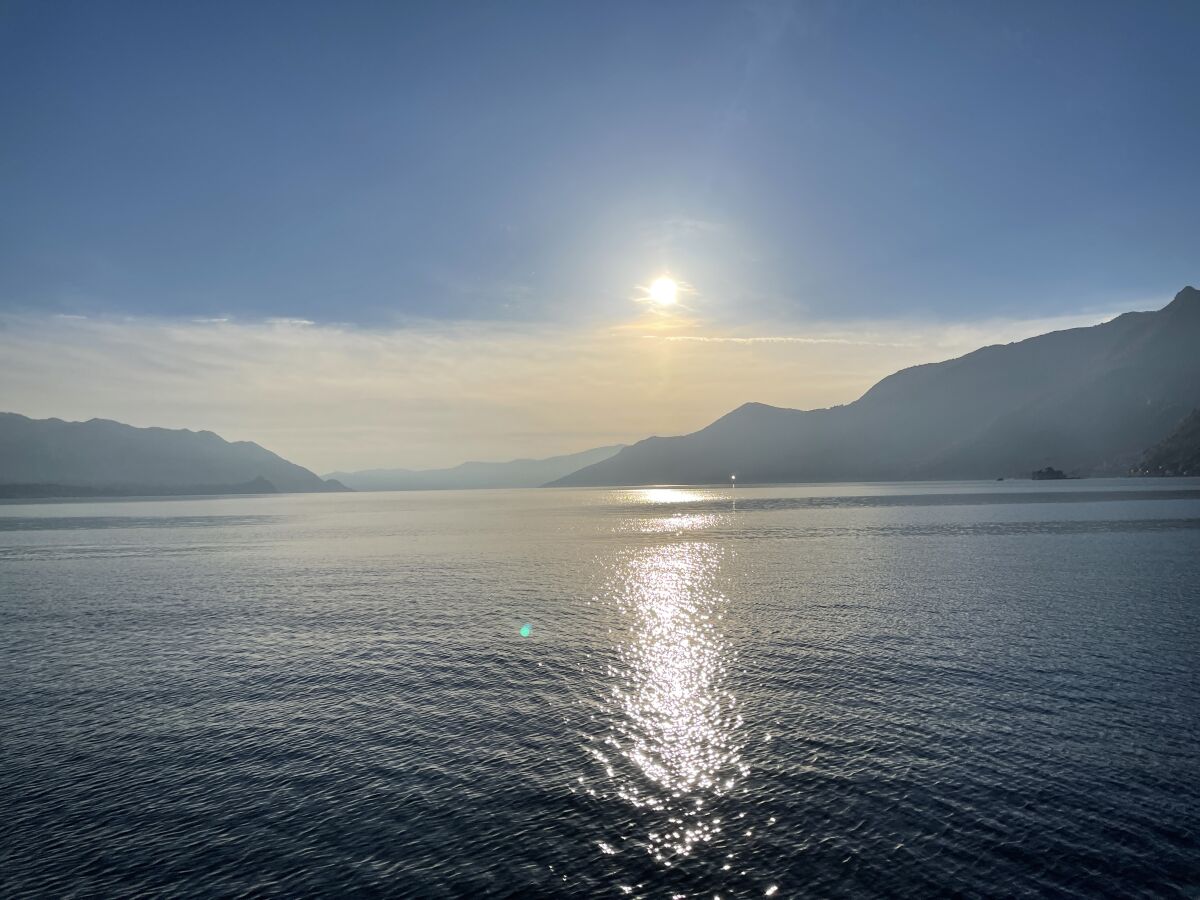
[2,480,1198,897]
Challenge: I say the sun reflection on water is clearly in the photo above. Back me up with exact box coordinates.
[623,488,709,506]
[627,513,719,534]
[592,538,746,867]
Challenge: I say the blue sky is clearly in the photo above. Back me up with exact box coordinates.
[0,1,1196,469]
[3,0,1196,327]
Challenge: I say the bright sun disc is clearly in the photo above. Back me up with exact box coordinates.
[649,277,678,306]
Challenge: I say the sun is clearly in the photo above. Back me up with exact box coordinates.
[649,277,678,306]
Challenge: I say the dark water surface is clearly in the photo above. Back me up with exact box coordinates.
[2,480,1198,898]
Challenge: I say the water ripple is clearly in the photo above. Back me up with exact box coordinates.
[0,487,1197,897]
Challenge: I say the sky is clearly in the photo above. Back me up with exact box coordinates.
[1,0,1196,472]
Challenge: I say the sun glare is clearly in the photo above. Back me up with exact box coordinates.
[649,277,678,306]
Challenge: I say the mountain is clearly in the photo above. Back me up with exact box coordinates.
[0,414,347,497]
[552,286,1200,486]
[326,444,624,491]
[1135,408,1200,476]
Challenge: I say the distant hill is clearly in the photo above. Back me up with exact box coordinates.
[553,286,1200,486]
[1135,408,1200,476]
[0,414,346,498]
[326,444,623,491]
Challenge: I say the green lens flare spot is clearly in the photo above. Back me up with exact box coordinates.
[519,623,532,638]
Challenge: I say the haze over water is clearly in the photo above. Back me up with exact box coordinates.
[2,480,1198,897]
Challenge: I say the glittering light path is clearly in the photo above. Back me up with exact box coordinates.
[597,540,746,866]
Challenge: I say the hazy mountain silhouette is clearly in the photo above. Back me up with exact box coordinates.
[1135,408,1200,476]
[326,445,623,491]
[552,287,1200,486]
[0,414,346,497]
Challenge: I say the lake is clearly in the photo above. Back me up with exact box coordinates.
[2,480,1198,897]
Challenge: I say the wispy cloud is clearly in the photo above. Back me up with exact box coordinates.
[647,335,915,347]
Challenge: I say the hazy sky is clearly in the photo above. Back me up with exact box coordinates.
[1,1,1196,470]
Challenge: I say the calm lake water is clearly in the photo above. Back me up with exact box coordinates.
[2,480,1198,898]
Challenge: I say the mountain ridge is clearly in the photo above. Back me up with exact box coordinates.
[0,413,345,497]
[551,287,1200,486]
[327,444,624,491]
